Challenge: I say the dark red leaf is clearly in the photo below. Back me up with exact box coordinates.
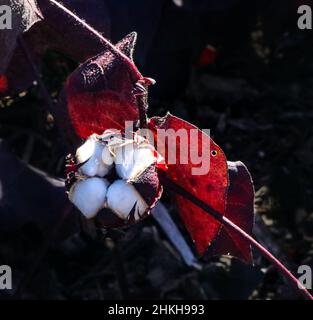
[64,33,141,138]
[149,113,229,255]
[0,0,41,75]
[210,161,255,263]
[1,0,111,96]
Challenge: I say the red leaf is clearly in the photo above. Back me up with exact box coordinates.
[64,33,141,138]
[210,161,255,263]
[1,0,111,96]
[0,75,8,93]
[149,113,229,255]
[197,45,217,67]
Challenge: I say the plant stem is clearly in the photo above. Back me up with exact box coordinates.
[161,173,313,300]
[48,0,142,81]
[136,94,148,128]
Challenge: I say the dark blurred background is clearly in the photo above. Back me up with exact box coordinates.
[0,0,313,299]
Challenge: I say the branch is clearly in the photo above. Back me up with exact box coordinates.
[152,202,201,270]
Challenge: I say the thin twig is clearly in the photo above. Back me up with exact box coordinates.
[160,172,313,300]
[152,202,201,270]
[136,94,148,128]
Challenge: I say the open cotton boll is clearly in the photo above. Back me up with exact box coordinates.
[114,143,156,181]
[69,177,109,219]
[76,135,114,177]
[106,180,149,221]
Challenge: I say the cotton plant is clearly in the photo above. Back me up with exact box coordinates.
[47,0,313,300]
